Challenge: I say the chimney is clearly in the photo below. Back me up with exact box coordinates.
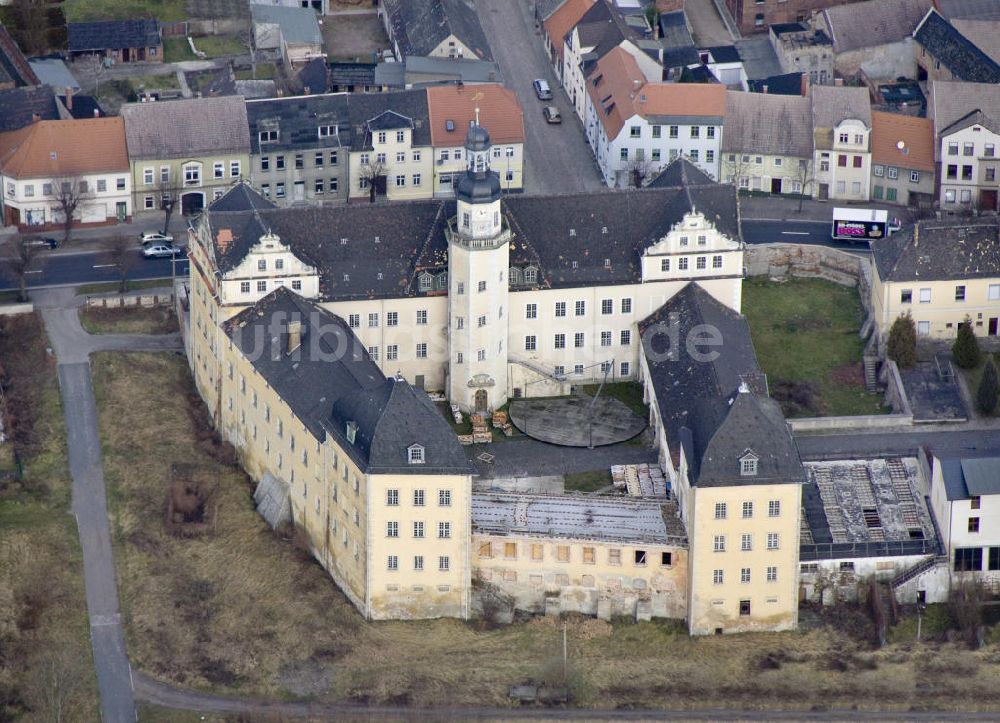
[65,86,73,110]
[834,77,843,87]
[93,108,100,117]
[31,112,40,123]
[304,85,310,95]
[287,319,302,354]
[800,72,810,97]
[762,84,768,94]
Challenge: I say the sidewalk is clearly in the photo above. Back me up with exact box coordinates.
[0,211,190,254]
[740,195,919,225]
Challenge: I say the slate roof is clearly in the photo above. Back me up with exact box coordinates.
[250,4,322,46]
[938,455,1000,500]
[951,19,1000,65]
[59,94,104,120]
[120,96,251,159]
[223,287,470,475]
[29,57,79,92]
[703,45,741,63]
[638,283,800,487]
[325,61,372,90]
[929,81,1000,146]
[821,0,931,53]
[913,9,1000,84]
[382,0,493,61]
[722,90,812,157]
[871,218,1000,283]
[68,19,161,52]
[647,157,715,188]
[0,24,40,87]
[659,10,694,49]
[208,180,276,213]
[0,85,62,133]
[811,85,871,149]
[938,0,1000,20]
[247,93,348,153]
[747,72,805,95]
[205,174,738,299]
[395,55,502,85]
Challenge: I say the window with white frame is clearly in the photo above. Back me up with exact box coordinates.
[408,444,425,464]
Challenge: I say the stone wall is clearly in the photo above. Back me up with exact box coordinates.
[86,292,175,308]
[0,302,34,316]
[745,243,864,289]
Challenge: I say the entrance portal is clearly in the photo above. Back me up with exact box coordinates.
[474,389,488,413]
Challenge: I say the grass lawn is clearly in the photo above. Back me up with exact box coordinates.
[77,278,174,295]
[162,36,196,63]
[234,63,277,80]
[0,314,99,721]
[192,34,248,57]
[79,305,179,335]
[90,352,1000,712]
[582,381,647,416]
[64,0,187,22]
[564,469,612,492]
[743,277,885,417]
[959,352,999,416]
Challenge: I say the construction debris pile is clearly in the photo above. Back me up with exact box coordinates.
[612,463,667,498]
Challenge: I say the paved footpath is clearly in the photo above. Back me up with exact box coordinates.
[36,287,183,723]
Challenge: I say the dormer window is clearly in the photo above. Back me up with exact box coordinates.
[408,444,425,464]
[419,273,433,291]
[740,450,759,477]
[318,124,337,138]
[524,267,537,283]
[346,421,357,444]
[259,129,278,143]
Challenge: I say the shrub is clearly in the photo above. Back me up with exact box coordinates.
[977,357,998,415]
[887,313,917,369]
[952,317,982,369]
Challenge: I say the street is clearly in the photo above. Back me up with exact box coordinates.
[0,246,188,291]
[742,219,872,252]
[476,0,604,195]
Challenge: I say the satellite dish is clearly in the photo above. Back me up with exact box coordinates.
[896,140,905,150]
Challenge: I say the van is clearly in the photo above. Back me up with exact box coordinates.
[533,79,553,100]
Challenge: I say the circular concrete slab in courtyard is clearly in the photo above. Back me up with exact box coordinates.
[508,396,647,447]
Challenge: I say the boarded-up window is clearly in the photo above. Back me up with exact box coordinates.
[504,542,517,559]
[607,577,622,591]
[557,545,570,562]
[529,574,543,586]
[608,548,621,566]
[531,544,543,561]
[478,542,492,559]
[556,574,569,586]
[582,547,595,564]
[503,570,517,582]
[633,578,647,590]
[479,569,493,581]
[581,574,595,587]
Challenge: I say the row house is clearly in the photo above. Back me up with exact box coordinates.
[379,0,492,62]
[121,96,251,216]
[913,9,1000,85]
[542,0,595,81]
[585,47,725,187]
[869,111,935,209]
[929,80,1000,213]
[721,90,813,196]
[0,117,132,229]
[810,84,872,202]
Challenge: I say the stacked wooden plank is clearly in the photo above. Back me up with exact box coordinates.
[610,464,667,497]
[471,414,491,443]
[458,434,474,445]
[611,465,627,489]
[450,403,463,425]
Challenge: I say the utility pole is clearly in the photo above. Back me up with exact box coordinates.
[562,621,568,686]
[587,359,613,449]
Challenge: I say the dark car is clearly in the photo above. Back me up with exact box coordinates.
[25,236,58,249]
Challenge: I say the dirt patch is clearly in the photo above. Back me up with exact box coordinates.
[79,305,178,335]
[165,464,218,536]
[830,362,865,387]
[322,13,389,61]
[770,378,822,417]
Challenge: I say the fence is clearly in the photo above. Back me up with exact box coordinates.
[161,21,189,37]
[86,292,175,308]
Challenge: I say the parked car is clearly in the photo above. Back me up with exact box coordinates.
[24,236,58,249]
[542,106,562,124]
[138,230,174,245]
[142,243,184,259]
[533,79,553,100]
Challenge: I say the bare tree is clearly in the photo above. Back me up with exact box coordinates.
[794,158,815,213]
[625,157,653,188]
[358,160,386,203]
[51,176,91,246]
[9,0,50,55]
[722,151,753,194]
[157,178,181,236]
[105,234,138,293]
[25,642,91,723]
[5,236,40,302]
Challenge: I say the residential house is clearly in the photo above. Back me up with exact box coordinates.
[815,0,931,80]
[0,23,40,89]
[698,46,748,90]
[426,84,524,196]
[723,0,862,36]
[121,96,251,215]
[722,90,813,196]
[747,72,808,95]
[913,9,1000,84]
[869,111,935,208]
[250,4,325,68]
[869,218,1000,340]
[67,19,162,63]
[0,117,131,229]
[561,0,654,122]
[769,23,833,85]
[937,0,1000,20]
[379,0,492,62]
[345,90,434,202]
[929,453,1000,585]
[542,0,596,80]
[639,284,803,634]
[928,81,1000,212]
[28,57,80,94]
[246,93,350,207]
[585,47,726,187]
[811,84,872,201]
[0,85,66,133]
[375,56,502,91]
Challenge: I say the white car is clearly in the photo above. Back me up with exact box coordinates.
[142,243,184,259]
[138,230,174,244]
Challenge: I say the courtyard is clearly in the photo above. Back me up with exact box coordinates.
[742,276,886,417]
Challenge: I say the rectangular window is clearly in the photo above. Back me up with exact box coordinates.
[574,332,584,348]
[439,556,450,572]
[387,521,398,537]
[741,534,752,551]
[741,568,751,584]
[767,566,777,582]
[414,555,424,571]
[387,489,399,506]
[438,522,451,538]
[713,569,723,585]
[555,302,566,317]
[531,544,544,561]
[525,303,537,319]
[524,335,537,351]
[661,258,670,271]
[600,331,612,347]
[620,330,631,346]
[416,343,427,358]
[439,489,451,506]
[969,517,980,533]
[621,298,632,314]
[768,500,780,517]
[714,535,726,552]
[696,256,706,270]
[767,532,779,550]
[715,502,726,519]
[919,288,931,303]
[601,299,613,315]
[954,547,983,571]
[387,555,398,570]
[575,300,585,316]
[557,546,570,562]
[900,289,912,304]
[956,285,966,301]
[742,501,753,518]
[678,257,689,270]
[989,547,1000,571]
[554,334,565,349]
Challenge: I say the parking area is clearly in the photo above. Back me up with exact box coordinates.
[476,0,603,195]
[323,12,390,61]
[898,359,969,422]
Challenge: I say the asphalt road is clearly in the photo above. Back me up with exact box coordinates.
[0,247,188,290]
[476,0,604,195]
[796,427,1000,461]
[742,219,872,251]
